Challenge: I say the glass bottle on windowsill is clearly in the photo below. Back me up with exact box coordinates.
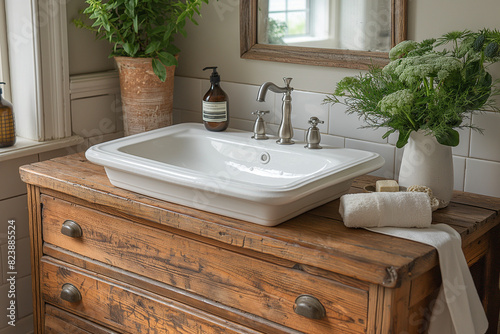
[0,82,15,148]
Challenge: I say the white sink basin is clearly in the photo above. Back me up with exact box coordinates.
[85,123,384,226]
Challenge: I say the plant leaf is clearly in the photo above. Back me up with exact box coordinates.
[123,42,134,56]
[152,58,167,82]
[145,41,161,54]
[382,129,395,139]
[166,44,181,56]
[133,16,138,33]
[436,129,460,146]
[158,52,178,67]
[396,130,411,148]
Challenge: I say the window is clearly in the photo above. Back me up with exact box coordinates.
[258,0,330,47]
[0,0,11,101]
[2,0,71,142]
[268,0,310,38]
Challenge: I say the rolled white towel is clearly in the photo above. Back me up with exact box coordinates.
[339,192,432,228]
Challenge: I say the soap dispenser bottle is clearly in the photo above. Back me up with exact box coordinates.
[202,66,229,132]
[0,82,15,148]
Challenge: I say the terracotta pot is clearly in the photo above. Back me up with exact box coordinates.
[398,130,454,208]
[115,56,176,136]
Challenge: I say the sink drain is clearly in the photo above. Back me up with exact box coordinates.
[259,152,270,164]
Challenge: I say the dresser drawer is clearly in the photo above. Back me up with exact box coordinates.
[45,304,118,334]
[41,258,261,334]
[42,195,369,333]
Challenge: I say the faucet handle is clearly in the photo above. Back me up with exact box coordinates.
[252,110,269,117]
[305,117,324,149]
[252,110,269,140]
[283,77,293,87]
[308,117,324,127]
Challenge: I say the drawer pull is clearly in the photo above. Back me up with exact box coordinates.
[60,283,82,303]
[293,295,326,320]
[61,220,83,238]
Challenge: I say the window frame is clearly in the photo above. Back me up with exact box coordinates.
[0,0,12,101]
[4,0,71,142]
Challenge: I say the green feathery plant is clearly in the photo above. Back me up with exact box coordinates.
[73,0,212,82]
[324,29,500,148]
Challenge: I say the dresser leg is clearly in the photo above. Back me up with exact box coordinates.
[27,185,44,334]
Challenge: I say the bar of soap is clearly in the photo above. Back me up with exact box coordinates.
[376,180,399,192]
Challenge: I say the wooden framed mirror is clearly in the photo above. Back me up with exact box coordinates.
[240,0,407,69]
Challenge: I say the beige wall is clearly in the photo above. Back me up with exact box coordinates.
[66,0,115,75]
[173,0,500,93]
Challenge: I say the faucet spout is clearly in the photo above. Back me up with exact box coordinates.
[256,78,294,145]
[256,82,288,102]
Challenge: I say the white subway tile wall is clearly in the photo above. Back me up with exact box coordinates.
[453,156,467,192]
[320,133,345,148]
[223,81,275,123]
[173,76,500,198]
[470,111,500,161]
[452,123,471,157]
[173,77,204,112]
[464,158,500,195]
[330,102,388,144]
[227,117,254,132]
[345,138,396,179]
[285,90,329,133]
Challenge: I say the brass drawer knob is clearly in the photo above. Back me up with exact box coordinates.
[61,220,83,238]
[60,283,82,303]
[293,295,326,320]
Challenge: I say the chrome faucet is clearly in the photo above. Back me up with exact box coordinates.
[257,78,294,145]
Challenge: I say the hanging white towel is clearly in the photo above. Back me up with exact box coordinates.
[367,224,488,334]
[339,192,432,228]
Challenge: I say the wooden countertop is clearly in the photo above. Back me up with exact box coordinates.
[19,153,500,288]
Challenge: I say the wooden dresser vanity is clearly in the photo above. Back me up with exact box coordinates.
[20,153,499,333]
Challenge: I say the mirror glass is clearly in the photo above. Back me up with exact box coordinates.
[241,0,407,69]
[257,0,391,52]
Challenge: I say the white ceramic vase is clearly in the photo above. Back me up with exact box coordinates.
[398,130,454,208]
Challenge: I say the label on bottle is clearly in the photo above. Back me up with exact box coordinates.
[202,101,227,122]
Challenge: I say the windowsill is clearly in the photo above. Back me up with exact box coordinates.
[283,36,328,44]
[0,135,84,162]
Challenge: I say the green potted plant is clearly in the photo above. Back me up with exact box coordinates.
[324,29,500,207]
[74,0,212,135]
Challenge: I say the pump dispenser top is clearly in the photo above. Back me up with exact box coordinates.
[203,66,221,84]
[0,82,15,147]
[202,66,229,132]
